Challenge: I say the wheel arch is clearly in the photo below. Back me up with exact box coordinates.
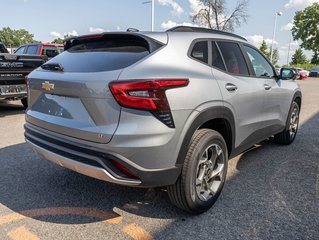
[176,106,235,165]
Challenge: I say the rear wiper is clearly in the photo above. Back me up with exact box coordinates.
[41,63,64,72]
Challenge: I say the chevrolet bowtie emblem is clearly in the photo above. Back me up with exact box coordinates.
[42,81,55,91]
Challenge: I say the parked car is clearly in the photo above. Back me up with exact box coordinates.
[15,43,63,59]
[25,26,301,213]
[292,68,308,80]
[295,67,309,76]
[309,67,319,77]
[0,41,47,108]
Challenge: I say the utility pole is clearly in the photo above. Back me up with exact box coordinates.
[287,38,292,66]
[142,0,155,31]
[270,11,283,63]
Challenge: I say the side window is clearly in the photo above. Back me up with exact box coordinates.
[15,46,26,54]
[211,41,225,71]
[191,41,208,64]
[217,42,249,76]
[244,46,275,78]
[26,45,38,55]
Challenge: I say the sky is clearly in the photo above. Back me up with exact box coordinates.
[0,0,318,65]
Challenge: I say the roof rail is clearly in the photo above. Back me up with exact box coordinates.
[166,26,247,41]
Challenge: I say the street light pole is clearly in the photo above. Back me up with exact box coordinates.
[287,38,292,66]
[270,11,283,63]
[142,0,155,31]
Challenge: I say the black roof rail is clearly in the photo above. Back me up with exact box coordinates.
[166,26,247,41]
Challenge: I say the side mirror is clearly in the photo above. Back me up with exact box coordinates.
[280,68,297,80]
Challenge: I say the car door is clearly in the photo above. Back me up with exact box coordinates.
[211,41,265,149]
[242,44,289,132]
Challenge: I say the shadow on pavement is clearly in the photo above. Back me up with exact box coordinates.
[0,113,318,239]
[0,100,25,117]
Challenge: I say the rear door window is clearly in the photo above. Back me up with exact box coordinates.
[190,41,208,64]
[211,41,226,71]
[52,35,156,72]
[26,45,38,55]
[217,42,249,76]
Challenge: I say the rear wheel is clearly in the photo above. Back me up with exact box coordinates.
[275,101,299,144]
[167,129,228,213]
[21,98,28,109]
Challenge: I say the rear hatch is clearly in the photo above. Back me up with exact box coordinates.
[0,54,45,96]
[26,33,165,144]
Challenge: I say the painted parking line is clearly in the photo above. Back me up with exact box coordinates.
[0,207,153,240]
[7,225,39,240]
[122,224,153,240]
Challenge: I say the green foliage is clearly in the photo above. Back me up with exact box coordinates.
[0,27,39,47]
[272,48,279,66]
[311,52,319,64]
[289,63,318,71]
[259,40,278,65]
[292,3,319,57]
[259,40,269,57]
[51,34,74,44]
[290,48,308,65]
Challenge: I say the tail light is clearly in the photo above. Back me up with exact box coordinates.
[109,79,189,128]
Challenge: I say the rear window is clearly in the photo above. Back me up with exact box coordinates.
[190,41,208,64]
[42,46,63,58]
[53,35,155,72]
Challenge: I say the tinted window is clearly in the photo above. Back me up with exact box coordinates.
[15,46,26,54]
[42,46,61,58]
[244,46,275,78]
[26,45,38,55]
[191,41,208,64]
[217,42,249,75]
[211,42,225,71]
[51,36,152,72]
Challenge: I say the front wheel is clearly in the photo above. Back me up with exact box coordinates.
[275,101,300,145]
[167,129,228,214]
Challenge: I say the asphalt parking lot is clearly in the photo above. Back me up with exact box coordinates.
[0,78,318,240]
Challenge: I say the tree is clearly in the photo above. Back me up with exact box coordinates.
[290,48,308,65]
[272,49,279,66]
[311,52,319,64]
[0,27,39,47]
[191,0,249,32]
[51,34,74,44]
[259,40,269,58]
[292,3,319,60]
[258,40,278,65]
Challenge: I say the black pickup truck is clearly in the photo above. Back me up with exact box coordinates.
[0,41,47,108]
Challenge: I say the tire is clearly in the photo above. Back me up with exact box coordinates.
[167,129,228,214]
[275,101,300,145]
[21,98,28,109]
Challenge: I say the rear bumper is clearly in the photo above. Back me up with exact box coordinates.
[25,123,181,187]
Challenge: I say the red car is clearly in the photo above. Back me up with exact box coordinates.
[293,68,308,80]
[15,43,63,59]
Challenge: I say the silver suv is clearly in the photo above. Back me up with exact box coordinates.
[25,27,301,213]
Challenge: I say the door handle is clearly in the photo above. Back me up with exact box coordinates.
[225,83,238,92]
[264,84,271,90]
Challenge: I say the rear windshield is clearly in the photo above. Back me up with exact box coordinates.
[50,35,153,72]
